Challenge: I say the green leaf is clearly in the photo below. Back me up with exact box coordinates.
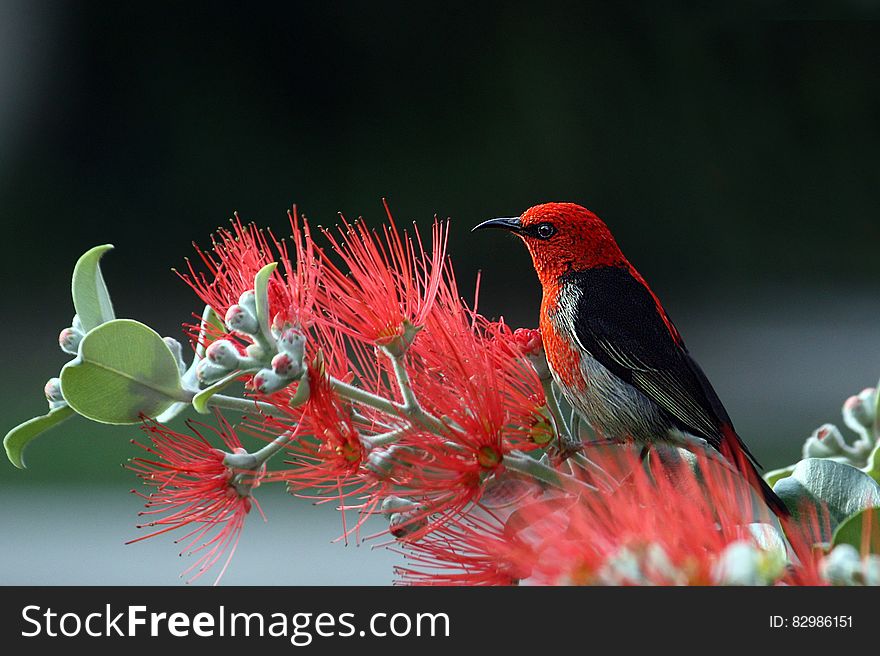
[773,458,880,541]
[155,401,188,423]
[192,368,257,414]
[60,319,189,424]
[863,441,880,485]
[254,262,277,344]
[832,507,880,555]
[194,305,225,360]
[4,405,75,468]
[764,464,797,488]
[71,244,116,332]
[179,305,226,393]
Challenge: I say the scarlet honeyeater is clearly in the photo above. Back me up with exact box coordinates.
[474,202,788,516]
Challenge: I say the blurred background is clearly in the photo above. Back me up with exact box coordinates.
[1,2,878,584]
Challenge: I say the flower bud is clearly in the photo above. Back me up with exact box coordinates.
[864,555,880,586]
[225,304,259,335]
[238,289,257,316]
[44,377,65,410]
[389,511,427,540]
[712,541,765,586]
[802,424,849,460]
[252,368,289,394]
[821,544,862,585]
[843,388,876,435]
[380,495,420,517]
[513,328,551,380]
[71,314,84,333]
[512,327,543,356]
[271,312,293,337]
[277,328,306,357]
[205,339,241,369]
[58,327,82,355]
[196,358,230,385]
[271,352,304,379]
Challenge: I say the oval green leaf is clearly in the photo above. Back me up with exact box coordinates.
[773,458,880,542]
[254,262,277,345]
[764,464,797,488]
[60,319,189,424]
[4,405,75,469]
[71,244,116,332]
[863,441,880,485]
[832,507,880,555]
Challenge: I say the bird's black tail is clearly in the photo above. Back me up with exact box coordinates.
[719,427,790,518]
[753,468,791,517]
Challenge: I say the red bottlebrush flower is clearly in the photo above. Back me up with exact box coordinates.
[369,313,547,534]
[181,207,322,340]
[507,448,811,586]
[393,508,534,586]
[257,362,390,544]
[391,447,822,586]
[180,214,277,319]
[282,367,367,491]
[318,201,450,347]
[126,416,264,585]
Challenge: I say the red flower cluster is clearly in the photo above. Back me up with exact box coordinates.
[128,203,824,586]
[126,415,265,585]
[396,448,824,585]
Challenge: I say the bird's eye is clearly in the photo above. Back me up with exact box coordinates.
[535,223,557,239]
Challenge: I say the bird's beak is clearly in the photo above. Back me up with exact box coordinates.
[471,216,523,234]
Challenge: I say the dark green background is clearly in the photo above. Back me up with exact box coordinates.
[0,3,878,583]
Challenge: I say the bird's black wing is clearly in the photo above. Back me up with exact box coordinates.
[564,266,735,454]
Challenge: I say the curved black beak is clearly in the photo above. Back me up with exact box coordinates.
[471,216,522,234]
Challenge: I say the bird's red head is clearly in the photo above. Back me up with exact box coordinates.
[473,202,626,286]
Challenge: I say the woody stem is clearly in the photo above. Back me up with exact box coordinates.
[329,378,447,435]
[224,431,298,470]
[206,394,282,417]
[504,451,597,494]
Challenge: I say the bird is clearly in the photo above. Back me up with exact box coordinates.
[473,201,789,516]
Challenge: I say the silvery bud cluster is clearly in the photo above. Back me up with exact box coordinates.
[196,339,244,385]
[820,544,880,586]
[802,424,856,461]
[251,328,306,394]
[58,315,85,355]
[224,290,260,336]
[802,385,877,467]
[44,377,66,410]
[842,387,877,439]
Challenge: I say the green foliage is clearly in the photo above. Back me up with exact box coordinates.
[60,319,188,424]
[192,369,256,414]
[3,406,76,469]
[71,244,116,332]
[773,458,880,542]
[864,441,880,485]
[254,262,278,345]
[832,508,880,555]
[763,464,796,488]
